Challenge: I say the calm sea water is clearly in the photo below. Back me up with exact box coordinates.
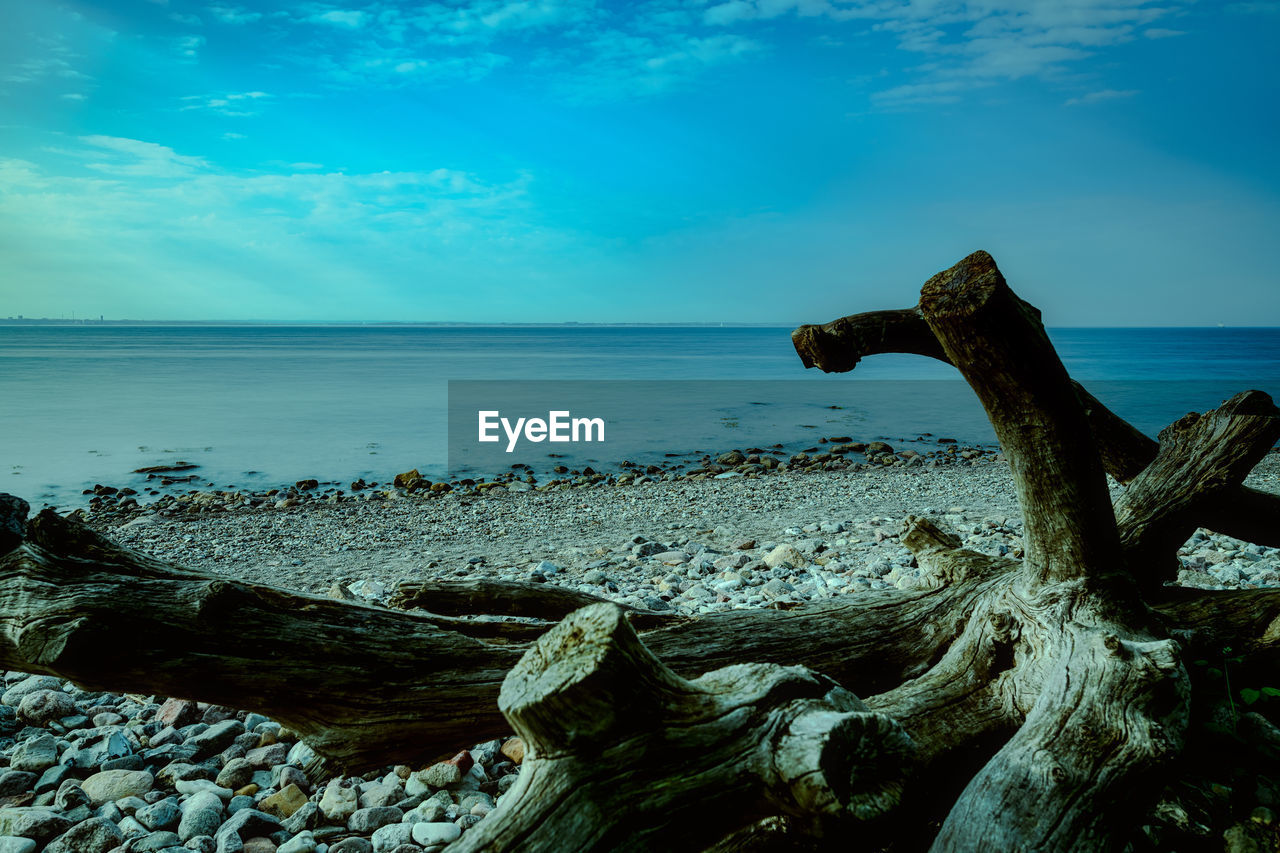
[1,325,1277,506]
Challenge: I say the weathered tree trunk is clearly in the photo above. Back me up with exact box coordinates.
[2,250,1277,851]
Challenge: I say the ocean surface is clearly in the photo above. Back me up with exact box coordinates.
[2,325,1278,507]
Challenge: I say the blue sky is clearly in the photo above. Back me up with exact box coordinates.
[1,0,1277,324]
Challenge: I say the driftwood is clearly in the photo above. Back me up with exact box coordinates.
[2,250,1278,851]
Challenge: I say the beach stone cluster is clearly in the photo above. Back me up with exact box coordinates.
[78,436,1004,523]
[0,673,523,852]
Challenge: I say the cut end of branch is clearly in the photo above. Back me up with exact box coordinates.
[919,250,1006,314]
[498,603,689,755]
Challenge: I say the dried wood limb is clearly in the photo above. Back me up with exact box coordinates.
[453,603,915,852]
[0,498,997,772]
[391,578,678,629]
[916,251,1123,586]
[1116,390,1280,588]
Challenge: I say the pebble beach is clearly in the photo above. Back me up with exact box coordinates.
[3,445,1280,853]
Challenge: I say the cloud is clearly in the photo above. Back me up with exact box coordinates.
[78,135,210,177]
[1065,88,1139,105]
[0,143,551,319]
[180,91,273,116]
[309,9,368,28]
[61,93,87,101]
[1226,2,1280,13]
[408,0,601,44]
[1143,27,1185,38]
[222,132,247,140]
[208,4,263,24]
[175,34,205,58]
[557,30,762,99]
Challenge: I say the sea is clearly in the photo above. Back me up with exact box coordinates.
[2,325,1278,507]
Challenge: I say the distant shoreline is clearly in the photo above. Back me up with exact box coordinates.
[2,319,1277,330]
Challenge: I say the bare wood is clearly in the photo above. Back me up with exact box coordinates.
[0,500,997,771]
[791,307,947,372]
[1116,391,1280,588]
[916,251,1122,585]
[453,604,915,852]
[391,579,679,630]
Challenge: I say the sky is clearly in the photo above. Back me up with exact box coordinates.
[0,0,1278,324]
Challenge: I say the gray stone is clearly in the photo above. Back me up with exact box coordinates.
[188,721,245,759]
[0,770,37,797]
[9,733,58,773]
[54,779,91,810]
[277,831,317,853]
[1,676,62,708]
[62,730,135,769]
[281,801,319,835]
[45,816,125,853]
[16,690,78,726]
[347,806,402,833]
[0,807,73,844]
[0,837,37,853]
[184,836,217,853]
[215,758,255,791]
[135,831,184,853]
[369,823,413,852]
[410,821,462,846]
[82,769,154,805]
[328,839,373,853]
[179,805,225,842]
[319,783,358,823]
[214,808,281,842]
[139,798,183,831]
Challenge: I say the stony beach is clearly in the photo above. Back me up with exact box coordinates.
[3,445,1280,852]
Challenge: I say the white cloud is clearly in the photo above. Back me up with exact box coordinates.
[309,9,368,28]
[61,93,87,101]
[557,30,762,99]
[1065,88,1139,105]
[78,135,210,178]
[181,91,273,116]
[175,34,206,58]
[408,0,600,44]
[222,132,247,140]
[1143,27,1185,38]
[208,5,263,24]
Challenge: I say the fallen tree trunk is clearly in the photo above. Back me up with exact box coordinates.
[3,249,1278,851]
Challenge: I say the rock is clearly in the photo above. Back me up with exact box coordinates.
[176,779,235,799]
[185,836,217,853]
[0,807,73,843]
[411,822,462,846]
[276,831,316,853]
[319,783,359,823]
[10,733,59,773]
[138,798,183,831]
[0,771,37,797]
[358,781,401,810]
[82,769,154,805]
[188,720,245,759]
[44,816,124,853]
[1,675,63,708]
[0,839,37,853]
[53,779,90,810]
[716,450,745,465]
[369,823,413,852]
[178,800,224,842]
[419,762,462,790]
[241,839,277,853]
[392,470,421,488]
[244,744,289,769]
[763,544,805,569]
[155,699,202,729]
[348,806,403,833]
[134,831,184,853]
[259,784,308,819]
[215,758,255,791]
[328,839,373,853]
[214,808,281,843]
[500,737,525,765]
[281,802,319,835]
[16,690,78,725]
